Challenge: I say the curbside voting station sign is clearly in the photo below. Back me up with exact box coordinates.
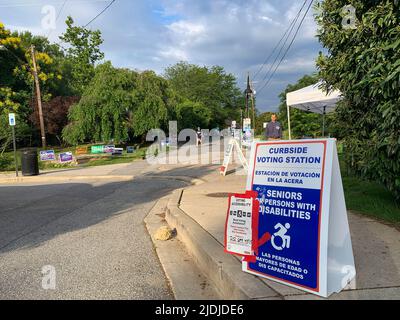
[242,138,356,298]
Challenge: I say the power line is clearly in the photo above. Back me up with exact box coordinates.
[0,0,108,8]
[256,0,314,96]
[53,0,116,52]
[84,0,116,28]
[252,0,308,82]
[47,0,68,38]
[255,0,308,91]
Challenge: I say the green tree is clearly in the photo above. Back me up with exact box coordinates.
[62,63,176,145]
[255,111,273,136]
[132,70,176,137]
[315,0,400,200]
[175,100,212,130]
[59,16,104,95]
[0,22,59,149]
[164,62,242,128]
[62,62,137,145]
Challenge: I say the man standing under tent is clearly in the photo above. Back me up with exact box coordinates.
[265,114,283,140]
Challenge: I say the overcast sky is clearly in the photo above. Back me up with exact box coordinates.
[0,0,324,111]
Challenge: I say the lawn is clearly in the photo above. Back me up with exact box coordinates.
[342,175,400,228]
[338,150,400,228]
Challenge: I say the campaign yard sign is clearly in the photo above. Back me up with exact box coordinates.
[243,139,356,298]
[104,145,115,153]
[59,152,73,163]
[91,145,104,154]
[40,150,56,161]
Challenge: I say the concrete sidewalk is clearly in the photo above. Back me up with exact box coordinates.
[168,168,400,300]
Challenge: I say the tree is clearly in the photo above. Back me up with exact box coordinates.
[62,63,176,145]
[0,22,57,149]
[132,70,176,137]
[315,0,400,200]
[164,62,242,128]
[175,100,212,130]
[59,16,104,95]
[30,96,79,145]
[255,112,274,136]
[278,74,324,138]
[62,62,137,145]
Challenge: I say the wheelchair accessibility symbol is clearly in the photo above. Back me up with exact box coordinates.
[271,223,291,251]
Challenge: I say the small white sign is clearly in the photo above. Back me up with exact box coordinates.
[243,118,251,131]
[8,113,16,126]
[225,193,257,257]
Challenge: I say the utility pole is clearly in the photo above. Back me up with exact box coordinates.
[244,73,252,119]
[250,79,256,133]
[30,45,46,148]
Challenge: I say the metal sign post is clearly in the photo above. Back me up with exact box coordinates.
[9,113,18,177]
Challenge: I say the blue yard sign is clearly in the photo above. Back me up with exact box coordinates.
[59,152,73,163]
[40,150,56,161]
[243,139,356,298]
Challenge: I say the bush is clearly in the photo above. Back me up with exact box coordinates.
[316,0,400,201]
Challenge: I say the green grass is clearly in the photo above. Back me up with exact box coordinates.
[338,153,400,228]
[342,175,400,228]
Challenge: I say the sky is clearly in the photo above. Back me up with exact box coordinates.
[0,0,324,112]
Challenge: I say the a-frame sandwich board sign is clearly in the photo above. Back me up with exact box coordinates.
[220,138,248,176]
[242,138,356,298]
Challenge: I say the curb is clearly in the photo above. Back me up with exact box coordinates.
[165,188,282,300]
[0,175,135,184]
[144,194,221,300]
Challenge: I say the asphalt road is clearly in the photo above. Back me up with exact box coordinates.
[0,161,190,299]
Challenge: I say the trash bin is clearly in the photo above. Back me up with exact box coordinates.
[21,149,39,176]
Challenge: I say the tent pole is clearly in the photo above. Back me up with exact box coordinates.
[322,106,326,137]
[287,103,292,140]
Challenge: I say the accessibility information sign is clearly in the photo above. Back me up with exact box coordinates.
[243,139,356,298]
[225,190,275,264]
[225,191,259,257]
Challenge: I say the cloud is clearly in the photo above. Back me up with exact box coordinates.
[275,56,317,74]
[1,0,323,111]
[159,48,188,61]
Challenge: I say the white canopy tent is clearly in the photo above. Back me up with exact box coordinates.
[286,81,343,139]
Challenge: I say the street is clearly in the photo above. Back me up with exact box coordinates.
[0,159,204,299]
